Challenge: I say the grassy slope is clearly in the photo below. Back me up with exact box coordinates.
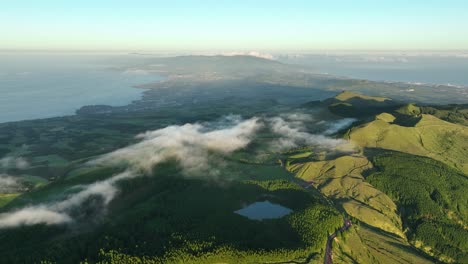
[324,91,400,118]
[420,104,468,126]
[0,194,20,208]
[286,154,433,263]
[287,155,403,237]
[334,90,390,102]
[347,114,468,174]
[367,152,468,263]
[285,91,466,263]
[332,225,433,264]
[321,91,468,263]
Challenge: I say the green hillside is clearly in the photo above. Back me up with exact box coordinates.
[324,91,400,118]
[287,91,468,263]
[287,155,404,237]
[367,152,468,263]
[285,154,434,263]
[419,104,468,126]
[334,90,390,102]
[346,113,468,174]
[0,162,342,263]
[332,225,433,264]
[0,88,466,263]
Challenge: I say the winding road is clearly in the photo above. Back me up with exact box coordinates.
[324,219,352,264]
[298,180,352,264]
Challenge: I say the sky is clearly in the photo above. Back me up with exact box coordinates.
[1,0,468,51]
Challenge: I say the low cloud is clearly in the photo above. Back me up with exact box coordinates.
[0,170,135,229]
[0,174,24,193]
[54,170,138,212]
[268,114,355,152]
[0,114,357,229]
[279,112,316,126]
[323,118,356,135]
[0,156,29,170]
[0,207,72,228]
[93,116,261,175]
[0,116,261,228]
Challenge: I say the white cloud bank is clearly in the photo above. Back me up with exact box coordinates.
[0,117,261,228]
[268,113,356,152]
[0,113,357,229]
[93,116,261,175]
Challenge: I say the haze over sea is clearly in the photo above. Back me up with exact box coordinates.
[281,53,468,87]
[1,52,468,123]
[0,53,160,123]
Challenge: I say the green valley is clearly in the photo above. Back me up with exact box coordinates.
[0,56,466,264]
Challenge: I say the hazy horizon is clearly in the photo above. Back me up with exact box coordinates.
[0,3,467,263]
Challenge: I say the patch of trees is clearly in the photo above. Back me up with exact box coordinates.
[0,172,342,263]
[419,104,468,126]
[367,152,468,263]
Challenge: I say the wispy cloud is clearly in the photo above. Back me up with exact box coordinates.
[0,170,135,228]
[0,207,72,228]
[267,113,355,152]
[0,116,261,228]
[92,115,261,175]
[0,156,30,170]
[0,113,356,229]
[0,174,24,193]
[323,118,356,135]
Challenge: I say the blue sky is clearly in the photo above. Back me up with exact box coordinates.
[1,0,467,51]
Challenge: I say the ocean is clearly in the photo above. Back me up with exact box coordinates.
[0,53,161,123]
[280,54,468,87]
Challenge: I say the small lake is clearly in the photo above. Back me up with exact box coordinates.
[235,200,293,220]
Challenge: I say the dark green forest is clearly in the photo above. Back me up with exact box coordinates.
[367,152,468,263]
[0,162,342,263]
